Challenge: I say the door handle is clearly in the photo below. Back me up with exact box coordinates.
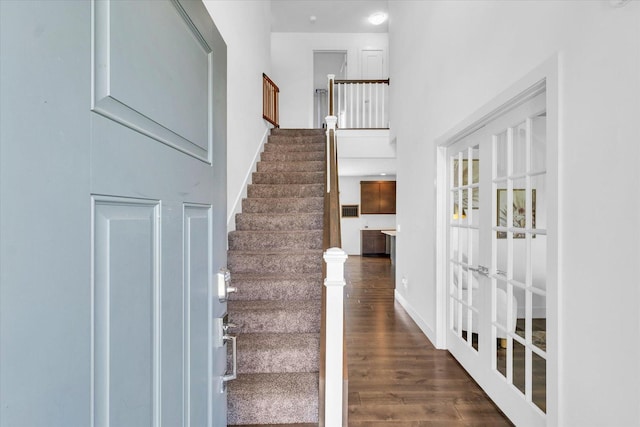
[222,333,237,383]
[217,268,237,302]
[468,265,489,276]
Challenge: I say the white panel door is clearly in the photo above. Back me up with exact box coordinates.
[360,49,385,79]
[446,91,550,426]
[0,1,228,426]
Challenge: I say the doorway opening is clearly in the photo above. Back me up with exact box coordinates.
[313,50,347,128]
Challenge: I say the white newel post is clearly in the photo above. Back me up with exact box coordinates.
[323,247,348,426]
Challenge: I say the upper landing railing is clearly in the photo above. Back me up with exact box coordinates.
[331,77,390,129]
[262,73,279,128]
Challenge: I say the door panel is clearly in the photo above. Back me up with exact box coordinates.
[361,49,384,79]
[0,1,227,426]
[93,197,161,427]
[184,205,212,426]
[93,0,213,160]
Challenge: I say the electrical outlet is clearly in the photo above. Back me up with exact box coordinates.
[401,276,408,289]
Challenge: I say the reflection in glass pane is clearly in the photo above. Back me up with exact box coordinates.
[471,228,479,268]
[495,279,508,330]
[513,340,526,395]
[533,295,547,353]
[532,113,547,172]
[513,122,527,175]
[513,237,526,284]
[452,156,459,187]
[496,330,507,378]
[450,298,458,333]
[471,145,480,184]
[532,234,547,294]
[470,309,479,351]
[514,302,531,340]
[531,174,546,230]
[460,228,469,265]
[450,226,459,259]
[496,131,508,178]
[532,351,547,413]
[512,177,528,233]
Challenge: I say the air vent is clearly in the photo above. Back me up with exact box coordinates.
[341,205,359,218]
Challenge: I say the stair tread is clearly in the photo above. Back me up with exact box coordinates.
[236,333,320,374]
[227,373,319,424]
[228,249,323,255]
[231,272,323,280]
[229,372,319,395]
[228,299,319,311]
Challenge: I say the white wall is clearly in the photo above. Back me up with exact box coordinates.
[271,32,389,128]
[339,175,396,255]
[203,1,272,230]
[389,1,640,426]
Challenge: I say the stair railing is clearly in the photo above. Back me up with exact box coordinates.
[320,74,348,427]
[333,78,389,129]
[262,73,279,128]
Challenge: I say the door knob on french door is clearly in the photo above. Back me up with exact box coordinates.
[217,267,237,302]
[469,265,490,276]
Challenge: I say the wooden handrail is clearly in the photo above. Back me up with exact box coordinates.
[334,78,390,85]
[324,128,341,249]
[262,73,279,128]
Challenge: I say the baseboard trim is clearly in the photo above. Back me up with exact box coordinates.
[227,127,271,233]
[394,290,440,348]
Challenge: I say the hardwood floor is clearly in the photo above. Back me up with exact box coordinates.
[345,256,513,426]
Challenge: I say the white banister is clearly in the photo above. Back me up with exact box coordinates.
[323,247,348,427]
[331,80,390,129]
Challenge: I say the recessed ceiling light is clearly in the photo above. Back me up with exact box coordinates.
[380,172,387,176]
[309,15,317,23]
[368,12,387,26]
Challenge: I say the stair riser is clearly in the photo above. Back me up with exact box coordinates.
[228,278,322,301]
[235,213,323,231]
[228,252,323,274]
[257,161,324,173]
[228,307,321,334]
[263,142,325,153]
[234,334,320,374]
[271,128,325,137]
[268,135,325,145]
[261,151,325,162]
[241,197,323,213]
[228,231,323,251]
[252,171,324,185]
[247,184,324,198]
[228,396,318,425]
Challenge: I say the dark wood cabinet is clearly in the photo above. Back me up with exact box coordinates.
[361,181,396,214]
[361,229,389,256]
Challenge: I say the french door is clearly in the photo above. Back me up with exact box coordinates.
[447,91,550,426]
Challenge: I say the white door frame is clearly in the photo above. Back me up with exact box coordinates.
[435,55,559,426]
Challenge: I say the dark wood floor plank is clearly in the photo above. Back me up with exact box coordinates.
[345,256,513,425]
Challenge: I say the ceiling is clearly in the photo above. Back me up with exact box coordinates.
[271,0,394,178]
[271,0,389,33]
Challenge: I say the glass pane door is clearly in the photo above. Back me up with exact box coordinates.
[492,112,548,414]
[445,91,549,426]
[448,144,483,353]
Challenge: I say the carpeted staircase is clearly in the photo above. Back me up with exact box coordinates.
[226,128,326,425]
